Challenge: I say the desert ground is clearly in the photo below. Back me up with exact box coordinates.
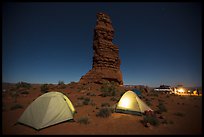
[2,82,202,135]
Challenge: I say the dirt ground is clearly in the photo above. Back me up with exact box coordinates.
[2,84,202,135]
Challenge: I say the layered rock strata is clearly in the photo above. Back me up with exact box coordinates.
[79,12,123,85]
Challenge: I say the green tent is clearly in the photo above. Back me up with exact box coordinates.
[115,90,152,115]
[18,91,75,130]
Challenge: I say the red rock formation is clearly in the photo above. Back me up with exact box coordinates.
[79,12,123,85]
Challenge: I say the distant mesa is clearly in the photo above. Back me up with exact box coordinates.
[79,12,123,85]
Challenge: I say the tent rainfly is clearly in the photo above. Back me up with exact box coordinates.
[115,90,152,115]
[18,91,75,130]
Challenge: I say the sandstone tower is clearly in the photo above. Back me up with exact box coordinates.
[79,12,123,85]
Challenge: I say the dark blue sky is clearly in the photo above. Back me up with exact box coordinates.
[2,2,202,87]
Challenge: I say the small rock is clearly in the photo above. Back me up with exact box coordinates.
[145,122,151,128]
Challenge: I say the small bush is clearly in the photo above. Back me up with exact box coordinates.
[83,97,91,105]
[142,115,160,126]
[40,84,49,93]
[16,82,31,89]
[58,81,66,89]
[96,107,112,118]
[100,81,118,97]
[157,102,167,113]
[10,104,23,110]
[77,116,90,124]
[58,80,65,85]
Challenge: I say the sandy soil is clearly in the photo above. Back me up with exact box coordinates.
[2,84,202,135]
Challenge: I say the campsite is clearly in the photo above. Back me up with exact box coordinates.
[2,82,202,135]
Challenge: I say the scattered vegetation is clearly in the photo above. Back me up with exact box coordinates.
[40,84,49,93]
[156,102,167,114]
[100,81,118,97]
[16,81,31,89]
[141,115,160,126]
[77,116,90,124]
[10,104,23,110]
[83,97,92,105]
[58,80,66,89]
[96,107,112,118]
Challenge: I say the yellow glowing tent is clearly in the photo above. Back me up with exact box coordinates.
[18,91,75,130]
[115,90,152,115]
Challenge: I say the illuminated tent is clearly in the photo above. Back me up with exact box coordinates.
[115,90,152,115]
[18,91,75,130]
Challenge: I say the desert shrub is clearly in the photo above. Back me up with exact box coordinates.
[40,84,49,93]
[142,115,160,126]
[174,112,185,117]
[21,91,29,95]
[58,81,66,89]
[77,116,90,124]
[16,81,31,89]
[101,102,110,107]
[100,81,118,97]
[156,102,167,114]
[83,97,91,105]
[96,107,112,118]
[58,80,65,85]
[10,104,23,110]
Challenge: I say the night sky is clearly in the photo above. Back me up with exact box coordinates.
[2,2,202,87]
